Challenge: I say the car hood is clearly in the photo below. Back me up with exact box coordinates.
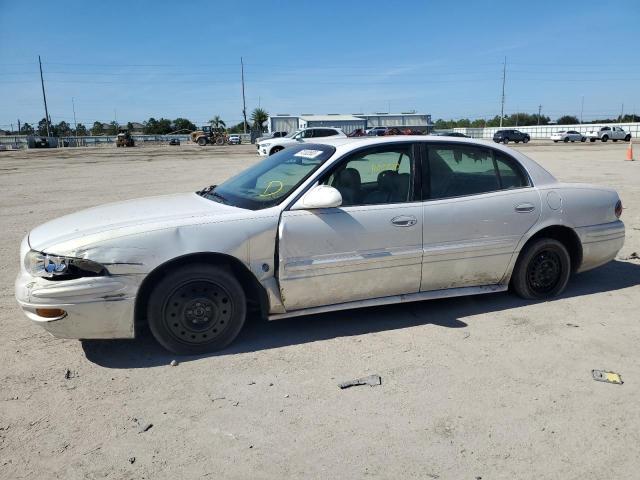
[259,137,296,145]
[28,192,242,251]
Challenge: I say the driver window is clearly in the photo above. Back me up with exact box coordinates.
[321,145,414,206]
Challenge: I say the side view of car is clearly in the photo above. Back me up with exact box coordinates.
[550,130,586,143]
[16,137,625,355]
[585,126,631,143]
[256,127,346,156]
[432,131,470,138]
[493,129,530,144]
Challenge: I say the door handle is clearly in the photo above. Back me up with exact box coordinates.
[391,215,417,227]
[515,203,535,213]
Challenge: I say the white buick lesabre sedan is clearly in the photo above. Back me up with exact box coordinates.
[16,137,625,354]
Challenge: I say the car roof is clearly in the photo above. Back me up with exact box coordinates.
[304,135,557,186]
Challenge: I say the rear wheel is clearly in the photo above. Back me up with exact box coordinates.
[147,264,247,354]
[215,137,225,146]
[197,137,207,146]
[581,137,586,142]
[601,135,609,142]
[511,238,571,300]
[502,138,509,144]
[564,137,569,143]
[590,138,596,142]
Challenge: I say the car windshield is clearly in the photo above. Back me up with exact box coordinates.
[201,144,335,210]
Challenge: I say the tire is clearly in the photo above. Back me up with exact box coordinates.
[147,264,247,355]
[581,137,586,142]
[601,135,608,142]
[553,140,558,143]
[511,238,571,300]
[624,134,631,142]
[523,137,529,144]
[197,137,207,146]
[564,137,569,143]
[270,146,284,155]
[590,138,596,142]
[502,138,509,144]
[215,137,224,146]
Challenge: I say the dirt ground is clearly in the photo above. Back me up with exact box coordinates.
[1,141,639,479]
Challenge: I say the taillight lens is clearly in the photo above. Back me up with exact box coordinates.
[615,200,623,218]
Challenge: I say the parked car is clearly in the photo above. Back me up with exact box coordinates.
[366,126,388,136]
[16,137,625,354]
[256,127,346,156]
[228,134,241,145]
[585,126,631,143]
[432,132,470,138]
[169,138,180,146]
[256,131,288,143]
[550,130,585,143]
[493,129,530,144]
[347,129,367,137]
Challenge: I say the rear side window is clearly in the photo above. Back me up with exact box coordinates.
[425,145,529,200]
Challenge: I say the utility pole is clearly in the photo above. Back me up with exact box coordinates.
[580,96,584,124]
[38,55,51,137]
[72,97,78,140]
[499,57,506,128]
[538,104,542,125]
[18,119,21,134]
[241,57,248,134]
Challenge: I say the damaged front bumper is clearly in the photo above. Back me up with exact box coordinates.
[15,271,138,339]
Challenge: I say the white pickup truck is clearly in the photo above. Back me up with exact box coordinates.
[585,126,632,142]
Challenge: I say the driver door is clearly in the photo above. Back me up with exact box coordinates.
[277,143,423,311]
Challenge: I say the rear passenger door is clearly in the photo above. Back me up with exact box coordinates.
[420,143,540,291]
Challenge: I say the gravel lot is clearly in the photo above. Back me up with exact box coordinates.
[1,141,639,479]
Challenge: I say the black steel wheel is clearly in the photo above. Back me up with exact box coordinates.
[511,238,571,300]
[564,137,569,143]
[147,264,246,354]
[270,146,284,155]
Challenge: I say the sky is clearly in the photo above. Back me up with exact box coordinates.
[1,0,639,130]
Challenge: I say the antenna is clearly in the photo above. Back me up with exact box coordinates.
[241,57,248,134]
[38,55,51,137]
[499,57,506,128]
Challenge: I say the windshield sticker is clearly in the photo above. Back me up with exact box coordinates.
[259,180,284,197]
[294,149,324,159]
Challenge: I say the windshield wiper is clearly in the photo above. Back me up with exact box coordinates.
[210,190,228,204]
[197,184,216,196]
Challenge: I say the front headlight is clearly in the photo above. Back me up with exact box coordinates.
[259,142,271,148]
[25,250,107,279]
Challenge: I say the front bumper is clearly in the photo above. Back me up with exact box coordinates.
[15,270,138,339]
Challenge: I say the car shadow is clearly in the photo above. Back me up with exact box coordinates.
[82,260,640,369]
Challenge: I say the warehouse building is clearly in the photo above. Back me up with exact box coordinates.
[268,112,432,135]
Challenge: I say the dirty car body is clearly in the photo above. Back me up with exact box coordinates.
[15,137,625,353]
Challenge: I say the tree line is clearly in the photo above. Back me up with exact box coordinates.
[434,113,640,130]
[6,108,271,137]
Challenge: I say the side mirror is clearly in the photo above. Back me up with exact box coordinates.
[291,185,342,210]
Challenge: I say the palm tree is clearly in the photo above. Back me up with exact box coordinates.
[250,108,269,132]
[209,115,226,131]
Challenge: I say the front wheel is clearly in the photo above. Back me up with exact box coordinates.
[590,138,596,142]
[147,264,247,354]
[581,137,586,142]
[625,134,631,142]
[502,138,509,144]
[270,146,284,155]
[511,238,571,300]
[197,137,207,146]
[564,137,569,143]
[523,137,529,143]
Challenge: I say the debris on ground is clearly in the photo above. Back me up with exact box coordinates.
[64,369,77,379]
[170,360,179,367]
[592,370,623,385]
[139,423,153,433]
[622,252,639,260]
[338,375,382,389]
[128,457,136,464]
[566,323,580,328]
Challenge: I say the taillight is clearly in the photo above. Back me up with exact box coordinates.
[615,200,623,218]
